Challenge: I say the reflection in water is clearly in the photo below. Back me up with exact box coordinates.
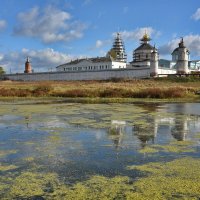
[171,118,188,141]
[106,106,200,149]
[132,116,158,148]
[1,102,200,196]
[25,116,31,128]
[133,124,156,148]
[108,120,126,149]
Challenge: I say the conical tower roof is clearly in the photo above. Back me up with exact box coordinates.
[107,32,127,62]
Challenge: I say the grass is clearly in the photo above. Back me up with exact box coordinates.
[0,78,199,101]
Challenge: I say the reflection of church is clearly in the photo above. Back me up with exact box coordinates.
[171,119,188,141]
[133,123,156,147]
[108,120,126,149]
[106,107,200,149]
[133,105,200,145]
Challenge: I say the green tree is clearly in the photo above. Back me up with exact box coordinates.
[0,66,5,75]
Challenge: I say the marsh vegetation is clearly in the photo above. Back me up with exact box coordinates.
[0,77,200,100]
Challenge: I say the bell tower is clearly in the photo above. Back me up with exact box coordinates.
[24,57,32,73]
[176,38,189,74]
[107,32,127,62]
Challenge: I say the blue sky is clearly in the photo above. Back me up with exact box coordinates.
[0,0,200,73]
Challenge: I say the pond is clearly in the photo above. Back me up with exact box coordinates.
[1,102,200,199]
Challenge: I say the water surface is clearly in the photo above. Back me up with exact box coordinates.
[1,102,200,199]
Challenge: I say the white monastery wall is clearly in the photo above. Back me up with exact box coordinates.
[1,68,150,81]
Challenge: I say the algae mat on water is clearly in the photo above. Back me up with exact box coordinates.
[1,102,200,199]
[1,157,200,199]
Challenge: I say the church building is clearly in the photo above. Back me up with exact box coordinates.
[56,32,127,72]
[130,33,156,67]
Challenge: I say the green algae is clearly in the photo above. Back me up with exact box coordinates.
[0,150,17,158]
[1,157,200,199]
[1,102,200,199]
[0,164,18,171]
[23,157,35,162]
[152,140,196,153]
[128,157,200,199]
[137,140,196,154]
[194,132,200,139]
[9,172,60,199]
[6,172,132,200]
[138,146,159,154]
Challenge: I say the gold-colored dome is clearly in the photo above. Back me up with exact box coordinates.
[108,49,117,59]
[143,33,149,40]
[140,32,151,42]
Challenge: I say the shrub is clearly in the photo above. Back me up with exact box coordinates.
[52,89,96,98]
[33,84,53,96]
[132,87,187,98]
[99,88,133,98]
[0,88,31,97]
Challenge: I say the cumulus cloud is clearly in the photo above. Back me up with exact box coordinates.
[95,39,111,48]
[13,6,87,43]
[192,8,200,21]
[0,20,7,31]
[116,27,161,41]
[159,35,200,57]
[0,48,77,73]
[92,27,160,52]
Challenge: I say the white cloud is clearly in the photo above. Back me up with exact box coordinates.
[158,38,179,56]
[159,35,200,57]
[117,27,161,41]
[91,39,111,50]
[0,48,78,73]
[13,6,87,43]
[92,27,160,52]
[0,20,6,31]
[192,8,200,21]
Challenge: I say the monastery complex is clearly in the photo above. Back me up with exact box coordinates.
[56,32,200,76]
[1,33,200,81]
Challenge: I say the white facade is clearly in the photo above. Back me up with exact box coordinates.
[56,57,126,72]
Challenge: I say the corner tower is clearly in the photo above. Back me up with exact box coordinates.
[107,32,127,62]
[24,57,32,73]
[173,38,189,74]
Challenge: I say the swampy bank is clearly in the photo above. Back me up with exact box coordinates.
[1,78,200,199]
